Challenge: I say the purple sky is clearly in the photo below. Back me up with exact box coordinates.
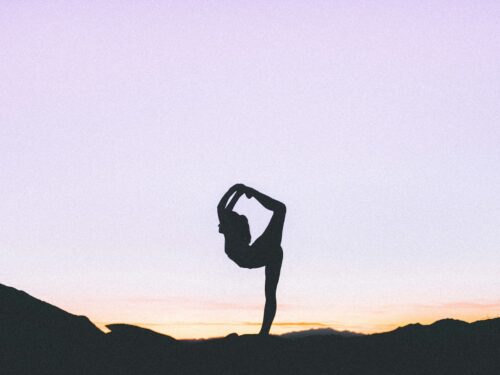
[1,1,500,338]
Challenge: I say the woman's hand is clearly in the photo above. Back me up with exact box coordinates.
[230,183,253,198]
[244,186,254,198]
[232,183,246,191]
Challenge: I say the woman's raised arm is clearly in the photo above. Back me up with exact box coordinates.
[217,184,245,221]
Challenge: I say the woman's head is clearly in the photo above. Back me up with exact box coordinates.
[219,211,251,244]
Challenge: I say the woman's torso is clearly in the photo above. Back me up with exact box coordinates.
[225,236,282,269]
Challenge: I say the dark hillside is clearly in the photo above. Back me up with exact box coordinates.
[1,284,499,375]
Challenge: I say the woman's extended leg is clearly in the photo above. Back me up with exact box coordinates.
[259,251,283,335]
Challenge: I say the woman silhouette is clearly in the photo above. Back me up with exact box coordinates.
[217,183,286,335]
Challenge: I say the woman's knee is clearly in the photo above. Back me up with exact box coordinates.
[269,248,283,266]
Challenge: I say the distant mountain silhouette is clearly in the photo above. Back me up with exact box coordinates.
[281,327,363,338]
[107,323,177,346]
[1,283,499,375]
[387,317,500,338]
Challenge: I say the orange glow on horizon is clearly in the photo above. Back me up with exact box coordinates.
[92,312,499,340]
[54,294,500,340]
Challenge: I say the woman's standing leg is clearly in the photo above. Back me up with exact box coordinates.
[259,250,283,335]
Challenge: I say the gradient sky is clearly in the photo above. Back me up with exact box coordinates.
[1,1,500,338]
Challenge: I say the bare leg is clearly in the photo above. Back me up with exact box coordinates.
[259,251,283,335]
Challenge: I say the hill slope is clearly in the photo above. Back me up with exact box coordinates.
[1,283,499,375]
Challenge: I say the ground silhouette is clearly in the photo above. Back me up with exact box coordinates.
[1,283,499,375]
